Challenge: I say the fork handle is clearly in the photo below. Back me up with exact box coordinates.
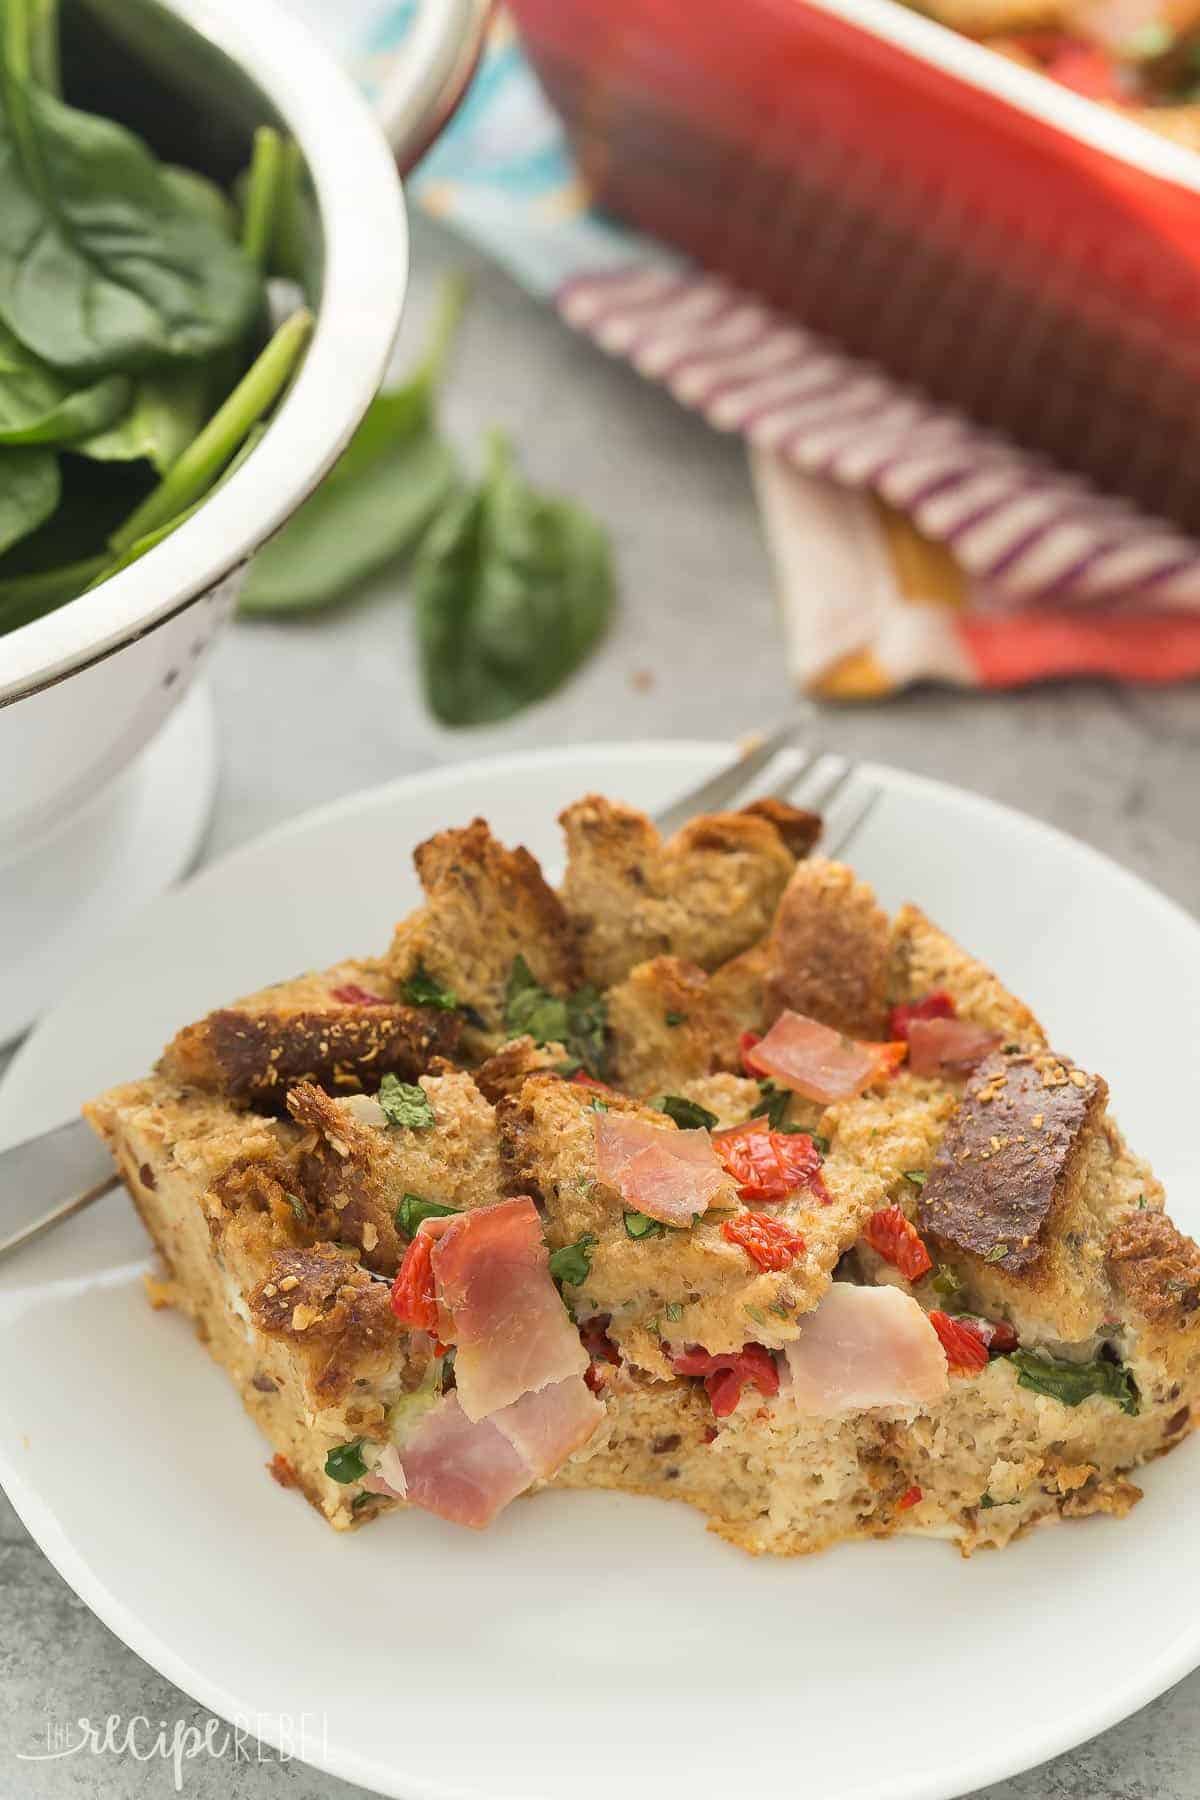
[0,1116,118,1263]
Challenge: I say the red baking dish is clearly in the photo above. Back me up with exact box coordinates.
[509,0,1200,532]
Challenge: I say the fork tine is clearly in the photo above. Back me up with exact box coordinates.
[653,712,813,836]
[820,783,883,860]
[752,744,823,802]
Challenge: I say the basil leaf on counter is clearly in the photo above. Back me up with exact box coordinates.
[655,1095,718,1132]
[416,429,613,727]
[0,69,261,373]
[548,1233,596,1287]
[395,1193,460,1238]
[1008,1348,1139,1415]
[324,1440,368,1484]
[377,1074,435,1132]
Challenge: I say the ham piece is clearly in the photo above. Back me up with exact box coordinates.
[905,1017,1002,1078]
[365,1380,604,1529]
[745,1010,905,1104]
[784,1283,949,1415]
[593,1113,730,1225]
[430,1196,588,1421]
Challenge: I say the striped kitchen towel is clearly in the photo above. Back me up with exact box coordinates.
[309,2,1200,693]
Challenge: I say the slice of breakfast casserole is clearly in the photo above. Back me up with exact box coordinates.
[86,795,1200,1554]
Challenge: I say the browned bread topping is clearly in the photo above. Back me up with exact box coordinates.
[919,1049,1107,1272]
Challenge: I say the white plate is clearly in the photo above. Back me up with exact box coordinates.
[2,742,1199,1800]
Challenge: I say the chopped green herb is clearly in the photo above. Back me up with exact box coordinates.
[931,1265,965,1303]
[803,1131,831,1154]
[350,1491,377,1513]
[745,1305,767,1326]
[664,1011,688,1028]
[548,1233,596,1287]
[325,1440,368,1484]
[1003,1043,1021,1055]
[504,955,609,1077]
[665,1301,684,1322]
[655,1094,718,1132]
[751,1081,791,1130]
[1008,1348,1139,1415]
[589,1096,608,1113]
[646,1316,662,1335]
[902,1170,928,1188]
[1138,1195,1147,1209]
[284,1192,307,1225]
[984,1242,1009,1263]
[377,1073,436,1131]
[979,1492,1017,1510]
[769,1302,792,1320]
[1124,19,1173,57]
[624,1210,667,1241]
[395,1193,460,1238]
[401,964,459,1011]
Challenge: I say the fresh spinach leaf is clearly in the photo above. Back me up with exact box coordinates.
[0,444,57,553]
[0,319,129,445]
[0,66,262,374]
[0,550,104,634]
[77,364,211,474]
[394,1193,459,1238]
[751,1081,791,1130]
[1008,1348,1139,1415]
[161,164,237,239]
[415,430,613,726]
[108,309,311,553]
[654,1095,718,1132]
[548,1234,596,1286]
[239,279,465,614]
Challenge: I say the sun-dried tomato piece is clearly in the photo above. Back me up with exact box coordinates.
[897,1484,923,1510]
[390,1233,439,1332]
[929,1310,990,1375]
[721,1210,806,1272]
[862,1206,934,1281]
[713,1117,828,1204]
[739,1029,763,1075]
[672,1343,779,1417]
[889,990,956,1040]
[329,983,388,1006]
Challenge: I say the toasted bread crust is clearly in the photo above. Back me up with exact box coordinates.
[1108,1210,1200,1325]
[387,818,578,1048]
[247,1245,402,1405]
[888,905,1046,1045]
[765,859,892,1040]
[919,1049,1107,1272]
[163,1003,459,1106]
[559,794,808,988]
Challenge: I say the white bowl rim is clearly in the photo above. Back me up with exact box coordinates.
[0,0,409,706]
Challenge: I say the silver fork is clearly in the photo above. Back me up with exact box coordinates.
[0,724,881,1265]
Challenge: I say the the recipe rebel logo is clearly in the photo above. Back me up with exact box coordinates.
[16,1711,329,1790]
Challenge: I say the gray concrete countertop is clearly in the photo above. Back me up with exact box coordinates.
[3,212,1198,1799]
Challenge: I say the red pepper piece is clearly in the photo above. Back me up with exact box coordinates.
[390,1233,439,1332]
[929,1310,990,1375]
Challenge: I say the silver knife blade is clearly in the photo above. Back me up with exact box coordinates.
[0,1116,119,1263]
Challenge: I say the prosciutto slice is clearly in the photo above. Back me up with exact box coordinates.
[906,1017,1002,1078]
[784,1283,948,1415]
[431,1196,587,1422]
[593,1113,730,1225]
[365,1378,603,1529]
[746,1010,905,1103]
